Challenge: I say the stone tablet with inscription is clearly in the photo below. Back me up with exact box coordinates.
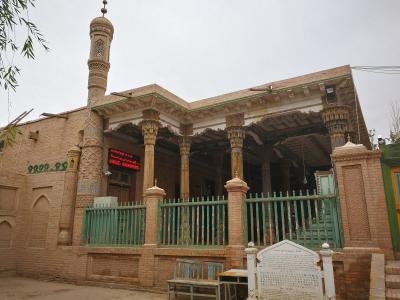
[256,240,323,300]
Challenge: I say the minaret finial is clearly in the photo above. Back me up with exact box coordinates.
[101,0,108,17]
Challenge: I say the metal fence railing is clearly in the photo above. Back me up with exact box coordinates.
[158,196,228,247]
[245,191,342,249]
[82,202,146,246]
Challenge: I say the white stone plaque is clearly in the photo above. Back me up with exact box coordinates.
[256,240,323,300]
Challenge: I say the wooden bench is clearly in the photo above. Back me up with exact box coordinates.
[167,259,224,300]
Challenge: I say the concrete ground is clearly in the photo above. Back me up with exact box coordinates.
[0,276,167,300]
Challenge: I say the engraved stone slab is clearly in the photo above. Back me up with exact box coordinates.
[256,240,323,300]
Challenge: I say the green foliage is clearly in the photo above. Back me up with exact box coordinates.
[368,128,377,150]
[0,125,22,149]
[0,0,49,91]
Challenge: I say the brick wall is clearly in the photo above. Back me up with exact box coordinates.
[0,112,389,299]
[332,142,393,257]
[0,172,26,274]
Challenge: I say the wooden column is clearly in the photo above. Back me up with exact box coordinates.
[179,136,191,200]
[281,159,291,193]
[213,151,225,196]
[140,110,160,193]
[226,113,245,180]
[261,144,273,195]
[322,104,351,149]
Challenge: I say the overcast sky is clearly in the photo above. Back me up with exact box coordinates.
[1,0,399,138]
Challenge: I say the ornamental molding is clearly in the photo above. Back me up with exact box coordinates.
[88,67,370,144]
[227,126,246,149]
[178,136,191,156]
[140,119,160,145]
[331,149,382,162]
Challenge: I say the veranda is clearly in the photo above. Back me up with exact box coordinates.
[81,108,343,251]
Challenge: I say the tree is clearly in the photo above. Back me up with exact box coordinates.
[390,101,400,143]
[368,128,377,150]
[0,1,48,150]
[1,0,49,91]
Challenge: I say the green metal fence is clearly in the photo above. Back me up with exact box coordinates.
[245,191,342,249]
[158,196,228,247]
[82,202,146,246]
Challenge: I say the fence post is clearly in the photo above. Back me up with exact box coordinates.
[320,243,336,299]
[245,242,258,300]
[139,185,166,287]
[225,176,249,268]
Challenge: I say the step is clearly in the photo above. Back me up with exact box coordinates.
[386,288,400,300]
[386,275,400,289]
[387,261,400,275]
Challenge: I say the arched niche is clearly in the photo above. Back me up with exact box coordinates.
[0,221,12,248]
[28,195,50,248]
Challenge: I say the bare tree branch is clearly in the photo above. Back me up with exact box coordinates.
[390,101,400,143]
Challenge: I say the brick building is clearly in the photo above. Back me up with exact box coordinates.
[0,12,396,299]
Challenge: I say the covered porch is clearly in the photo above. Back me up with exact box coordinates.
[102,110,333,202]
[81,67,368,251]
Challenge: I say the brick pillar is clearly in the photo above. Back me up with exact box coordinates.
[332,141,393,257]
[58,146,81,245]
[226,113,245,180]
[139,185,165,287]
[225,176,249,268]
[322,104,351,149]
[140,110,160,192]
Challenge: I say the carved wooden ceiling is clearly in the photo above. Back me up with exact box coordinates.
[107,110,332,168]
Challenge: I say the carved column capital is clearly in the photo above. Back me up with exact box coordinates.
[322,104,351,148]
[227,126,246,149]
[141,120,159,145]
[178,136,191,156]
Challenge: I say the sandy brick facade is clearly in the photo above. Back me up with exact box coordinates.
[332,142,393,257]
[0,109,394,299]
[0,13,395,300]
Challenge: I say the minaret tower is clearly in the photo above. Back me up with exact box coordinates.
[72,1,114,245]
[87,1,114,99]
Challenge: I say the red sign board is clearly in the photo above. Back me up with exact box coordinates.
[108,148,140,172]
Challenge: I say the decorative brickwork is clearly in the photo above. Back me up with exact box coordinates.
[74,16,114,245]
[58,146,81,245]
[342,165,371,240]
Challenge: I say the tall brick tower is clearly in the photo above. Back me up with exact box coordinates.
[72,4,114,245]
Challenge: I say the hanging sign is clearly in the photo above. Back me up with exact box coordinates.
[108,148,140,172]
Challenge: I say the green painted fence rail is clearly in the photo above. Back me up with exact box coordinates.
[158,196,228,247]
[82,202,146,246]
[245,191,342,249]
